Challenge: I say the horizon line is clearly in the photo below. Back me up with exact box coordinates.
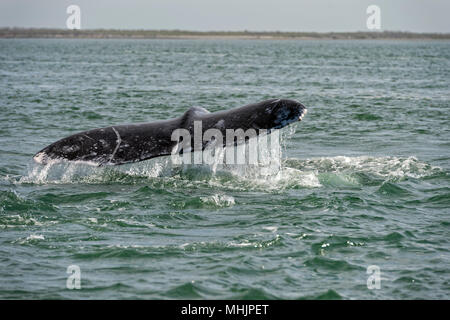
[1,27,450,35]
[1,28,449,40]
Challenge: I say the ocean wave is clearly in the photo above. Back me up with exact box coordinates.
[13,234,45,245]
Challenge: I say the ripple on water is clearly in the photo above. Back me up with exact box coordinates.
[170,194,235,209]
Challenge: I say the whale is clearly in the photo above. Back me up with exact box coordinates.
[33,98,307,166]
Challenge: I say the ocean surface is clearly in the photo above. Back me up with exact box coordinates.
[0,39,449,299]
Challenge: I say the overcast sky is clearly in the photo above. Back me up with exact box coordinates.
[1,0,449,33]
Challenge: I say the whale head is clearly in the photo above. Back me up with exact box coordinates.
[262,98,307,130]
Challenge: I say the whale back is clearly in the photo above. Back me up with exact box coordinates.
[34,99,307,166]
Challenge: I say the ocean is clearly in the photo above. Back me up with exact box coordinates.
[0,39,449,299]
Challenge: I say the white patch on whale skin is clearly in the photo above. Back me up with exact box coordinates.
[33,152,47,164]
[34,150,101,166]
[109,127,122,163]
[299,108,308,121]
[62,145,80,153]
[82,134,94,141]
[98,139,109,148]
[215,119,225,129]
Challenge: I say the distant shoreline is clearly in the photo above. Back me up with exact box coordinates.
[1,28,450,40]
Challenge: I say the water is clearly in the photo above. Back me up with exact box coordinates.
[0,39,449,299]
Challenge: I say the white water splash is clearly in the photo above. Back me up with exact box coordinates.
[200,194,235,207]
[13,234,45,244]
[288,155,441,180]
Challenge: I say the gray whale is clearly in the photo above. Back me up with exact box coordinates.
[34,99,307,166]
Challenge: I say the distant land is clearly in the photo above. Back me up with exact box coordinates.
[1,28,449,40]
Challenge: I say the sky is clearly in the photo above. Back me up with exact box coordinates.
[0,0,449,33]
